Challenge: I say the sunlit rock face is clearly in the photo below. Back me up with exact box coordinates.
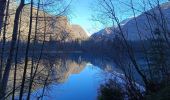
[91,2,170,41]
[48,17,89,42]
[70,25,88,40]
[4,4,88,42]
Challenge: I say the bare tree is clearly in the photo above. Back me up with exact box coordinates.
[27,0,43,99]
[0,0,9,82]
[0,0,7,35]
[12,11,22,100]
[92,1,170,99]
[94,0,149,89]
[0,0,72,99]
[19,0,33,99]
[0,0,25,98]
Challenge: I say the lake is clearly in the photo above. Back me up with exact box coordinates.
[29,64,104,100]
[10,54,122,100]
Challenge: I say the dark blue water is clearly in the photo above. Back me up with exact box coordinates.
[29,64,106,100]
[13,54,123,100]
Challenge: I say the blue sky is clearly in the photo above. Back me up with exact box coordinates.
[70,0,95,35]
[70,0,168,35]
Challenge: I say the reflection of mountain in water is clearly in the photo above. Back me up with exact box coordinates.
[45,54,120,83]
[7,53,120,96]
[49,58,87,83]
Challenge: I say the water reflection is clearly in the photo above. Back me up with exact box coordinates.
[30,65,103,100]
[6,53,121,100]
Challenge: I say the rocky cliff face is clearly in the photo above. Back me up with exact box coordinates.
[69,25,88,40]
[4,4,88,42]
[48,17,88,42]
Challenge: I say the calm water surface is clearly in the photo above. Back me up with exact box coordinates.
[11,53,119,100]
[12,54,121,100]
[30,64,105,100]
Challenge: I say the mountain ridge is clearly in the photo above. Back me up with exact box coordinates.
[4,4,89,42]
[91,2,170,41]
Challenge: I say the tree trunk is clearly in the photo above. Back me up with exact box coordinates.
[0,0,25,98]
[19,0,33,99]
[12,11,22,100]
[27,0,40,99]
[0,0,10,83]
[0,0,6,35]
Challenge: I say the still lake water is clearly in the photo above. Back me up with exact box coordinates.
[12,54,121,100]
[30,64,104,100]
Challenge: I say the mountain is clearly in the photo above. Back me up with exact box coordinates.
[91,2,170,41]
[69,25,88,40]
[91,27,115,42]
[46,16,89,42]
[5,5,88,42]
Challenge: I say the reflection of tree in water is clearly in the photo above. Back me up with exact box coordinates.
[4,53,118,99]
